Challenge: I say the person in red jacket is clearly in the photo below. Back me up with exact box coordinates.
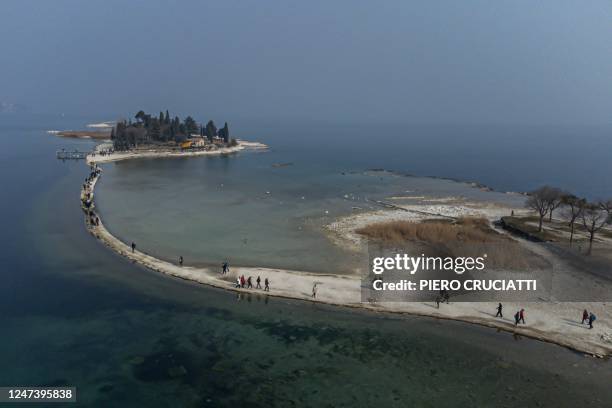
[581,309,589,324]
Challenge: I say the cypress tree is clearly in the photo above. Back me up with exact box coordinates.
[221,122,230,143]
[205,120,217,142]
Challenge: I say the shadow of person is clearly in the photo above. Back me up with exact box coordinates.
[561,318,587,329]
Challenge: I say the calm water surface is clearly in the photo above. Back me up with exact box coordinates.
[0,115,610,407]
[96,152,525,273]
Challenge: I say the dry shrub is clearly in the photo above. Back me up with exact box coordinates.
[357,217,548,270]
[357,217,498,246]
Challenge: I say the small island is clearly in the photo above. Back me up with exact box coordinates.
[82,110,267,164]
[111,110,235,150]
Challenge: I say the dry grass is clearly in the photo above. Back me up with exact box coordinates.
[357,217,499,245]
[357,217,548,270]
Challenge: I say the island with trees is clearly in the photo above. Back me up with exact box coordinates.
[112,110,235,150]
[86,110,266,164]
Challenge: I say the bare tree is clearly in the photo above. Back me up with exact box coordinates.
[526,186,559,232]
[581,202,609,255]
[561,195,585,246]
[601,199,612,215]
[547,188,566,222]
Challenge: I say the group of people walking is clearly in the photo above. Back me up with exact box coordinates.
[235,274,270,292]
[494,303,526,326]
[437,300,600,331]
[582,309,597,329]
[494,303,597,329]
[223,261,270,292]
[81,165,102,228]
[513,308,526,326]
[89,148,114,157]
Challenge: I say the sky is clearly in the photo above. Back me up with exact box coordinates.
[1,0,611,124]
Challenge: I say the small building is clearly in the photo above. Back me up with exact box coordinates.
[191,137,207,147]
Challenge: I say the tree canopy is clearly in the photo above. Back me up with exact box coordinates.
[111,110,230,150]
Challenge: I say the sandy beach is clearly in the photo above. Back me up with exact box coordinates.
[82,148,612,358]
[86,140,268,165]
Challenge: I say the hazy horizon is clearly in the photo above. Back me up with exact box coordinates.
[2,1,612,125]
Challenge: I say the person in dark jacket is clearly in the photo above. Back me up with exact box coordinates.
[495,303,503,318]
[588,313,596,329]
[514,311,520,326]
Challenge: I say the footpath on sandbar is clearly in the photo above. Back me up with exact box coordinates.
[80,142,612,358]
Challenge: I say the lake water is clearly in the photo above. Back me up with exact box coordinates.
[96,152,524,273]
[1,114,611,407]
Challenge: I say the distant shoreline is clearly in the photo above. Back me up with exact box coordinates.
[80,148,612,358]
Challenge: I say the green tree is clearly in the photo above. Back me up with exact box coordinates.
[150,119,161,140]
[220,122,230,143]
[205,120,217,141]
[135,110,146,124]
[184,116,198,135]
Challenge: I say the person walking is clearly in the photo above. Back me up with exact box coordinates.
[256,276,261,289]
[131,242,136,253]
[495,303,503,318]
[582,309,589,324]
[240,275,246,288]
[264,278,270,292]
[312,283,318,298]
[179,256,183,267]
[235,277,241,288]
[588,312,596,329]
[247,276,253,289]
[519,308,525,324]
[514,310,520,326]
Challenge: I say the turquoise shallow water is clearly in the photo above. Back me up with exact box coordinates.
[95,149,524,274]
[1,116,611,407]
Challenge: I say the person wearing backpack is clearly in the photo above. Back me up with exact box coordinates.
[588,312,596,329]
